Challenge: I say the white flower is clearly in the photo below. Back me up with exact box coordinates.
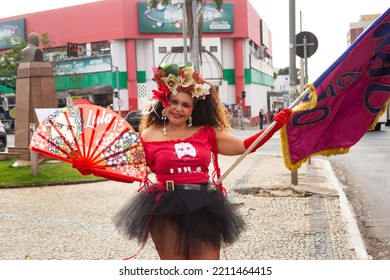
[192,83,211,99]
[161,74,181,95]
[180,66,195,87]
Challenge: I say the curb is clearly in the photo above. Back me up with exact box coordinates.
[318,158,370,260]
[0,179,106,189]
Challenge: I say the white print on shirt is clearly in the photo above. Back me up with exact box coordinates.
[174,142,197,158]
[169,142,202,174]
[169,166,202,174]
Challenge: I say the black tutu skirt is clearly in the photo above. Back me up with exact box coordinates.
[113,187,245,256]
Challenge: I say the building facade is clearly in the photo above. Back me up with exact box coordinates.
[347,14,380,45]
[0,0,275,124]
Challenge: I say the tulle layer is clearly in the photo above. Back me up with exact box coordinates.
[113,189,245,248]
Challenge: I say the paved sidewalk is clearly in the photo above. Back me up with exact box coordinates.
[0,154,369,260]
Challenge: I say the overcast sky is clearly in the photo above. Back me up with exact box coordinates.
[249,0,389,81]
[1,0,389,82]
[0,0,98,18]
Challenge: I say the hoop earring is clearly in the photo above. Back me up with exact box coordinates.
[162,109,167,135]
[187,115,193,127]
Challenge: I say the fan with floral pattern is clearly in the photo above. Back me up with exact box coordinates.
[29,104,147,183]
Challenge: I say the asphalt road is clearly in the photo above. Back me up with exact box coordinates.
[231,125,390,259]
[329,126,390,259]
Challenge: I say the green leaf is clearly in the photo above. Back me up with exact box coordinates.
[163,64,180,76]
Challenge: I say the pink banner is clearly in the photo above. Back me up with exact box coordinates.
[281,8,390,171]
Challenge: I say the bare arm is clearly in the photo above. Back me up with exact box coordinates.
[215,129,246,155]
[215,108,292,156]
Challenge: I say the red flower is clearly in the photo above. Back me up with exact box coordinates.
[152,84,171,108]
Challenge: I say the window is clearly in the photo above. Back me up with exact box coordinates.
[93,93,112,108]
[43,46,67,61]
[159,47,167,53]
[210,46,218,52]
[171,46,184,53]
[91,41,111,55]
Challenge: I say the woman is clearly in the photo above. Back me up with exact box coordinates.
[114,63,291,260]
[259,108,265,129]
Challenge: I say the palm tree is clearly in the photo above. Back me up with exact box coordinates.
[148,0,223,69]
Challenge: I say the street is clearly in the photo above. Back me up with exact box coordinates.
[0,143,358,260]
[5,125,390,259]
[231,125,390,259]
[329,126,390,259]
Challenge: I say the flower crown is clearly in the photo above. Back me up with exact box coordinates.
[151,63,211,108]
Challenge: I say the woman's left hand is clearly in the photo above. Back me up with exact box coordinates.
[274,108,292,128]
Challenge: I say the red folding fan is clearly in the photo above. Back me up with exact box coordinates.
[29,104,147,183]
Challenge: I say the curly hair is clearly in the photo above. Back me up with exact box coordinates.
[139,83,230,131]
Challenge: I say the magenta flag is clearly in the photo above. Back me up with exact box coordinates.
[281,8,390,171]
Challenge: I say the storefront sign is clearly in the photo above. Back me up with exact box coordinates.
[53,55,113,75]
[0,19,26,50]
[138,2,234,33]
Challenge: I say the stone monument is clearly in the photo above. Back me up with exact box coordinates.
[10,32,58,158]
[22,32,44,62]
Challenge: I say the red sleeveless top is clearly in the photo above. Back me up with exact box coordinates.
[140,125,219,185]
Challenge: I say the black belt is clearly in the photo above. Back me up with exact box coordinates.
[165,181,210,191]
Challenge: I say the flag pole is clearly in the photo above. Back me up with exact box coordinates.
[214,87,310,186]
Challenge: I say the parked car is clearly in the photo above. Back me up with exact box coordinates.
[0,120,7,152]
[124,110,143,131]
[0,118,13,133]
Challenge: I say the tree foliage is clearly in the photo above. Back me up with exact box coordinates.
[0,37,27,91]
[277,67,289,75]
[277,66,301,85]
[0,33,56,93]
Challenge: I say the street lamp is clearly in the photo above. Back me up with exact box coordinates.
[172,0,188,64]
[240,91,246,130]
[114,66,122,116]
[191,0,200,71]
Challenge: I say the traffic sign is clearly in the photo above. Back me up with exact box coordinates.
[296,31,318,58]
